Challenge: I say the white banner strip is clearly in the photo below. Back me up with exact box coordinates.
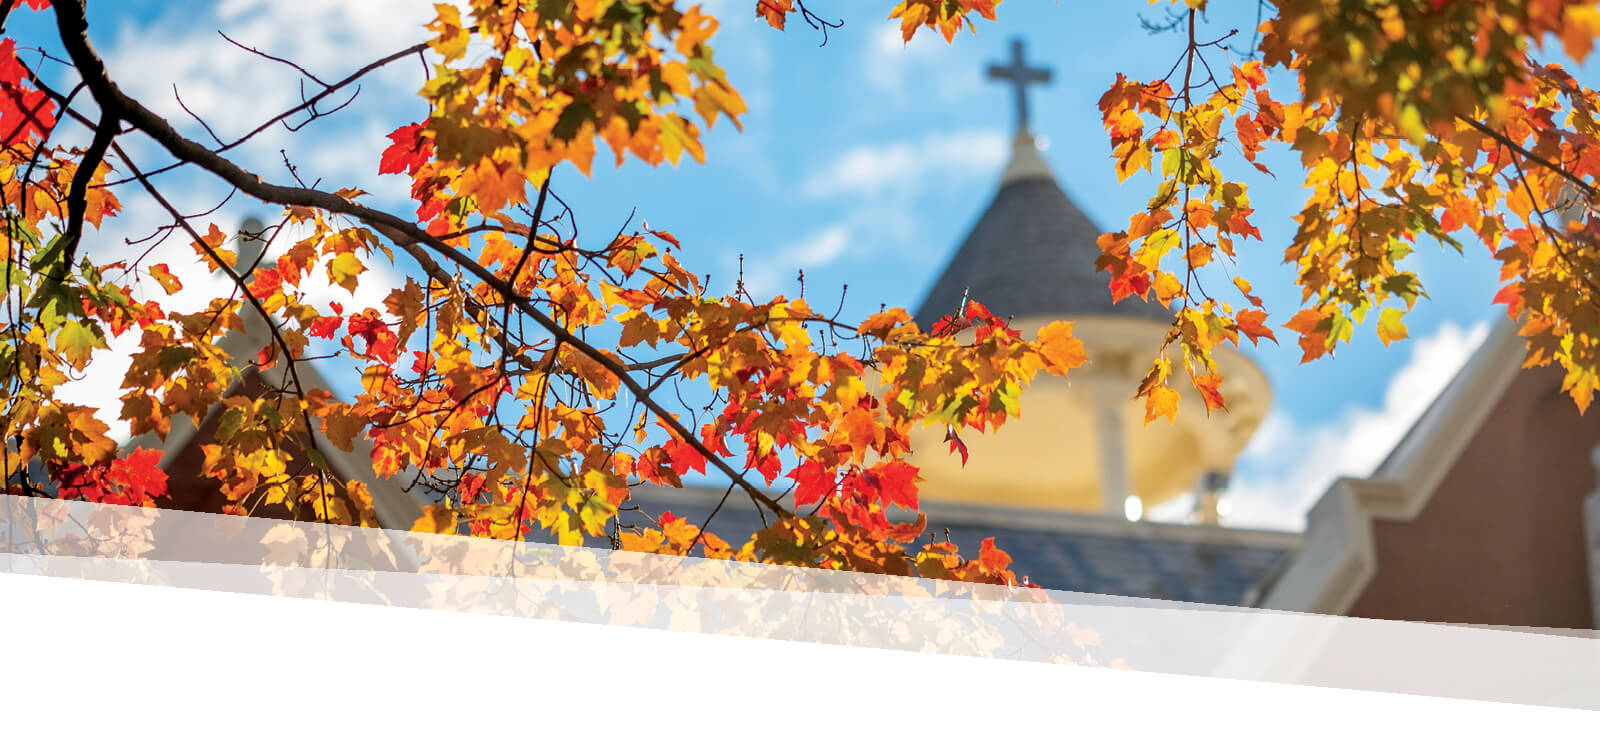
[4,493,1598,711]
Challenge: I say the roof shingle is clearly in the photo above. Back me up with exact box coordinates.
[911,172,1172,330]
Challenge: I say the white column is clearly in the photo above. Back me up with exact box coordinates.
[1194,470,1228,525]
[1094,400,1130,517]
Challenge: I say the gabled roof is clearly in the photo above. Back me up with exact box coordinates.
[121,318,426,531]
[121,220,425,531]
[911,135,1172,330]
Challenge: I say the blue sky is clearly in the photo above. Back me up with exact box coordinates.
[15,0,1587,529]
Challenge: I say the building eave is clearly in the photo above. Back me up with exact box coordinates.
[1256,317,1525,615]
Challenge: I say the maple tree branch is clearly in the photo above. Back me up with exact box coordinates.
[218,30,330,88]
[47,9,789,519]
[172,85,225,147]
[48,0,126,278]
[784,1,845,47]
[1460,116,1597,199]
[1504,148,1600,299]
[498,174,552,378]
[620,352,684,371]
[686,481,736,553]
[99,39,433,188]
[52,108,116,281]
[112,140,341,522]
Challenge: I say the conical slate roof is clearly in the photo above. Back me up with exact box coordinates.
[911,136,1173,330]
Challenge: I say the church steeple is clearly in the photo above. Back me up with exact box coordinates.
[987,38,1051,136]
[905,36,1273,523]
[911,37,1169,333]
[986,38,1055,186]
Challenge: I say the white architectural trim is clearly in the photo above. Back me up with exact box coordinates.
[1258,318,1525,614]
[1366,319,1526,517]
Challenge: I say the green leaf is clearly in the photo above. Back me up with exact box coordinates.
[32,234,67,279]
[991,381,1022,418]
[1328,311,1354,345]
[55,320,105,369]
[1160,147,1182,178]
[156,346,196,375]
[1349,299,1369,325]
[214,407,247,443]
[4,261,27,289]
[552,98,595,141]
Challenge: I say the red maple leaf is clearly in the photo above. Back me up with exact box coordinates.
[378,122,433,176]
[662,437,707,476]
[943,426,969,466]
[1492,283,1524,318]
[307,315,343,340]
[978,537,1012,574]
[699,422,734,458]
[866,460,919,511]
[57,449,168,506]
[1108,271,1152,303]
[0,40,25,88]
[930,313,970,338]
[787,460,835,506]
[345,312,399,363]
[745,448,782,484]
[961,300,1020,342]
[0,40,56,146]
[245,267,283,299]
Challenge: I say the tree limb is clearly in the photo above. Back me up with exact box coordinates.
[50,0,790,519]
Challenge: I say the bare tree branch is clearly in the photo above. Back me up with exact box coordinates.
[48,0,791,519]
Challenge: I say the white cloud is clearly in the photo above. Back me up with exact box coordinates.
[54,188,403,445]
[737,224,852,299]
[101,0,435,193]
[1213,321,1492,531]
[861,23,981,105]
[801,129,1008,199]
[42,1,433,441]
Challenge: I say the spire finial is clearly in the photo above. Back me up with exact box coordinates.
[986,38,1051,135]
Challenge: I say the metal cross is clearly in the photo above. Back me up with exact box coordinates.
[986,38,1051,135]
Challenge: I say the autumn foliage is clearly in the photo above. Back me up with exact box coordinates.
[4,0,1600,587]
[1100,0,1600,420]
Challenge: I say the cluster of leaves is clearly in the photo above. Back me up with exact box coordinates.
[757,0,998,43]
[410,0,746,232]
[10,0,1600,593]
[0,0,1099,590]
[1085,0,1600,418]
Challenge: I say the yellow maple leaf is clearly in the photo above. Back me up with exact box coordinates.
[1036,321,1089,376]
[1376,307,1408,347]
[411,505,460,535]
[325,253,365,293]
[1142,384,1181,425]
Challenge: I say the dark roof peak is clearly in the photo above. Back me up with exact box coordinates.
[912,142,1172,329]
